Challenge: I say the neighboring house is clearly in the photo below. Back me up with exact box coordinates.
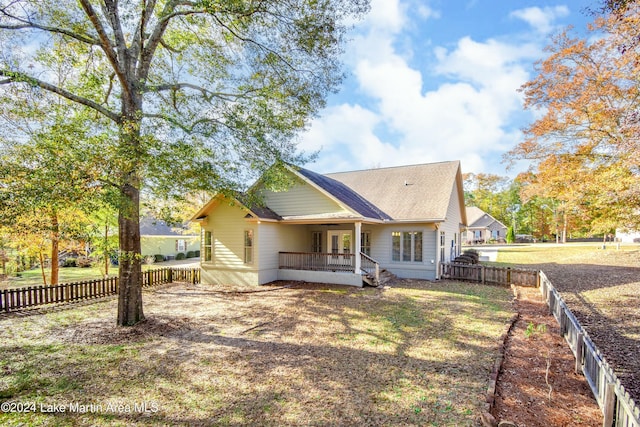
[615,230,640,243]
[191,161,467,287]
[140,216,200,260]
[462,207,508,244]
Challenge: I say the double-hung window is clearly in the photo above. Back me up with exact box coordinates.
[203,231,213,262]
[361,231,371,256]
[244,230,254,264]
[392,231,422,262]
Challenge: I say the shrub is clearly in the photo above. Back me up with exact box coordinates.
[154,254,165,263]
[186,251,196,258]
[63,258,77,268]
[506,226,515,244]
[77,257,93,268]
[175,252,186,260]
[195,250,200,257]
[144,255,156,265]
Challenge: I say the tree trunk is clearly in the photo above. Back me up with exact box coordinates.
[50,213,59,285]
[104,223,110,276]
[39,250,48,286]
[116,180,144,326]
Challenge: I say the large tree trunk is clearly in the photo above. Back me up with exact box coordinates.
[117,180,144,326]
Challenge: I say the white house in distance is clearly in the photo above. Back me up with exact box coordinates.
[462,207,508,244]
[191,161,467,287]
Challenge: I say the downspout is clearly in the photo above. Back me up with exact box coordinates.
[435,223,440,280]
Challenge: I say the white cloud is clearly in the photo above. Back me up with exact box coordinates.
[300,0,552,176]
[510,6,570,34]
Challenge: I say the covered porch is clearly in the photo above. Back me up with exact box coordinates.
[278,251,380,286]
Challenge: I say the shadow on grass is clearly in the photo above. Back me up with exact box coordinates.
[0,281,514,426]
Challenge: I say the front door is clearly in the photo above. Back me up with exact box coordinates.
[328,230,352,267]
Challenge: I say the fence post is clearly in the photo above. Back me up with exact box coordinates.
[168,268,173,284]
[2,289,7,312]
[481,265,485,284]
[576,332,584,375]
[602,382,616,427]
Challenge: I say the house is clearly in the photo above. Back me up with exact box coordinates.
[462,207,508,244]
[615,229,640,243]
[191,161,467,287]
[140,216,200,260]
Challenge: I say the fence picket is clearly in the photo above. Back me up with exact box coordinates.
[0,267,200,313]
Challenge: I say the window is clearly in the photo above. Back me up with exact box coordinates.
[176,239,186,252]
[244,230,253,264]
[312,231,323,253]
[392,231,422,262]
[392,232,401,261]
[203,231,212,262]
[361,231,371,256]
[440,231,445,262]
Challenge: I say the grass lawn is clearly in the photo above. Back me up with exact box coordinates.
[493,242,639,265]
[0,280,513,426]
[2,261,200,290]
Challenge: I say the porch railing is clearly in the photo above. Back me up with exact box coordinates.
[360,252,380,284]
[279,252,355,272]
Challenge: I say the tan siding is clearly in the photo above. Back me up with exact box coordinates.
[202,202,256,270]
[258,223,307,271]
[440,181,464,262]
[262,181,349,217]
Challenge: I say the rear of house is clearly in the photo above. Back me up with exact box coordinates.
[191,161,467,287]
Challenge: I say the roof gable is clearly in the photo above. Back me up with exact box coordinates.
[466,206,506,228]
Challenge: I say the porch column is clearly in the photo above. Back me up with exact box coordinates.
[354,221,362,273]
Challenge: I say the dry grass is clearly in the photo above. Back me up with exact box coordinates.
[0,280,513,426]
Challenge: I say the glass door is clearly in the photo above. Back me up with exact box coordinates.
[328,230,352,267]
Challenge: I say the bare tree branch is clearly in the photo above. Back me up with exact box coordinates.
[77,0,129,99]
[0,70,120,123]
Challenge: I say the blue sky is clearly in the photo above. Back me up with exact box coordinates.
[298,0,595,177]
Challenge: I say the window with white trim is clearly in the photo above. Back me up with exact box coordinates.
[312,231,323,253]
[440,231,446,262]
[392,231,422,262]
[361,231,371,256]
[203,230,213,262]
[244,230,253,264]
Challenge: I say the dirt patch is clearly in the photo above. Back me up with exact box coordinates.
[492,286,602,426]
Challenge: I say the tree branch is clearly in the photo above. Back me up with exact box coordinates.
[77,0,129,99]
[143,82,257,101]
[0,70,120,123]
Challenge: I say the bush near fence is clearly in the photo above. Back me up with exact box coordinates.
[440,262,639,427]
[0,267,200,313]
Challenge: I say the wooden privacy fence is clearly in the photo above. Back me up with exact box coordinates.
[441,262,639,426]
[440,263,539,287]
[539,271,639,427]
[0,267,200,313]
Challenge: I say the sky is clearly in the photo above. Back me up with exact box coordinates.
[298,0,597,177]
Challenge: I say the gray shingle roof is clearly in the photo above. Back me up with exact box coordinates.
[326,161,461,221]
[140,216,196,236]
[466,206,505,228]
[296,167,393,221]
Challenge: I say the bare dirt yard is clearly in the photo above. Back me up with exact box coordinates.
[1,279,514,426]
[491,244,640,426]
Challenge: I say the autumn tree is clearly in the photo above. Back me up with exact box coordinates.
[506,5,640,238]
[0,0,369,325]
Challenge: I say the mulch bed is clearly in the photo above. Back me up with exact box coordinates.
[491,286,603,427]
